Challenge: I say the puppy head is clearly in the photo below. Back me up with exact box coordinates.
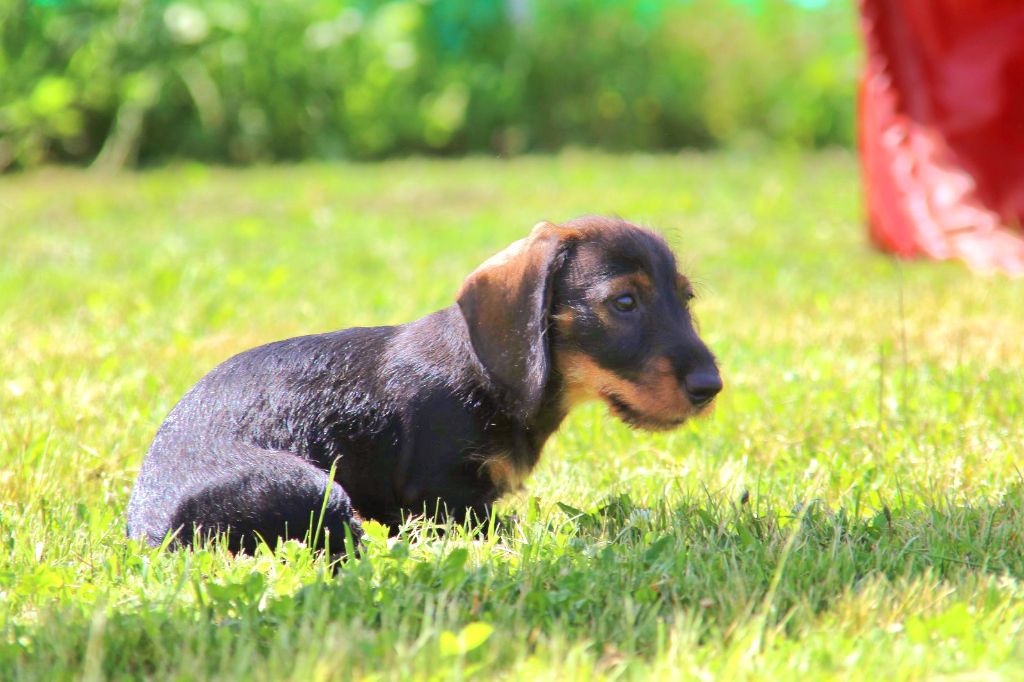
[458,217,721,429]
[551,217,721,431]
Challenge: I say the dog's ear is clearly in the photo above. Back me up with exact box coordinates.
[457,221,577,421]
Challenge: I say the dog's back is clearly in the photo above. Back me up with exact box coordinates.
[127,327,398,549]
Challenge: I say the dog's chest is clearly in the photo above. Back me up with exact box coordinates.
[473,424,546,496]
[479,453,532,494]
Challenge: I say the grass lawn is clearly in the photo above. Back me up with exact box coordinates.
[2,151,1023,680]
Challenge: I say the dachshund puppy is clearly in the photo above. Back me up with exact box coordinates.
[126,217,722,552]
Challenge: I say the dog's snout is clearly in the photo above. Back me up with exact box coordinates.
[683,371,722,407]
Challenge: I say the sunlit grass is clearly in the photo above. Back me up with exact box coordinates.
[1,151,1023,679]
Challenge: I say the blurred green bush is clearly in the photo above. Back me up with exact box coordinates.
[0,0,858,170]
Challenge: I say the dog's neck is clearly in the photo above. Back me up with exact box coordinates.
[414,304,571,447]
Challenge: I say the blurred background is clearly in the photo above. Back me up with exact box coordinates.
[7,4,1024,678]
[0,0,858,171]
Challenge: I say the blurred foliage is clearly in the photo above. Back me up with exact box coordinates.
[0,0,858,170]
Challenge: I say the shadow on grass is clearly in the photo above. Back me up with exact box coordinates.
[6,489,1024,678]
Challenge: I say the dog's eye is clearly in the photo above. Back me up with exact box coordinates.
[611,293,637,312]
[683,290,696,302]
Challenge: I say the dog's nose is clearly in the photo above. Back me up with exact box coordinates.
[684,371,722,407]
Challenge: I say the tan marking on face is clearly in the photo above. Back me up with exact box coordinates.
[635,356,692,416]
[628,271,654,293]
[606,273,654,297]
[556,351,609,408]
[556,352,708,430]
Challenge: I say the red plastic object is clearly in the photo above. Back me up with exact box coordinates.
[858,0,1024,276]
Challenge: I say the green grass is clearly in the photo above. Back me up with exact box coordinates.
[2,151,1023,680]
